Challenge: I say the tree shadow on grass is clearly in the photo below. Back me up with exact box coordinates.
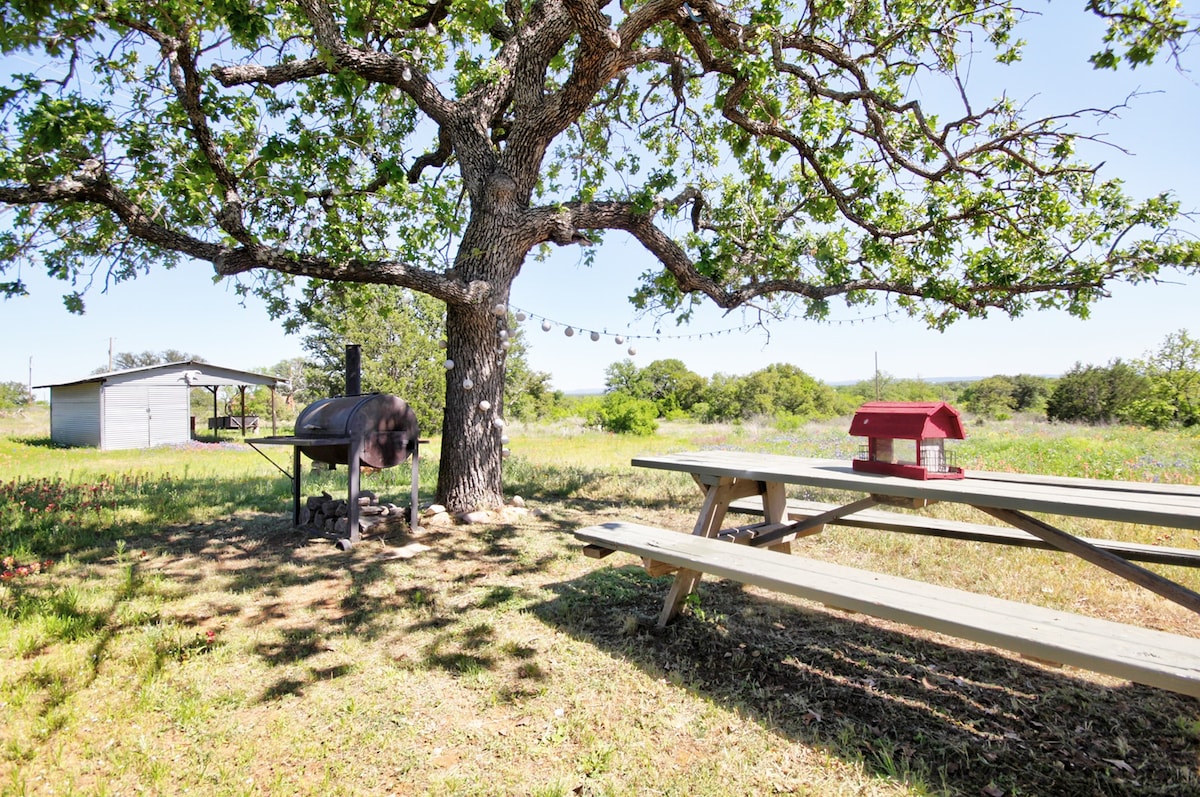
[13,436,63,448]
[533,565,1200,797]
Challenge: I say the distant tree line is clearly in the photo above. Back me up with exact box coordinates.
[582,330,1199,435]
[93,350,206,374]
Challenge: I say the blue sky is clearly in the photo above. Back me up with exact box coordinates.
[3,5,1198,395]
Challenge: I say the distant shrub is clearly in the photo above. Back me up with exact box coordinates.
[0,381,33,409]
[773,413,806,432]
[1046,360,1149,424]
[597,392,659,435]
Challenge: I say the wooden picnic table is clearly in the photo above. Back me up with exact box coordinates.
[575,451,1200,697]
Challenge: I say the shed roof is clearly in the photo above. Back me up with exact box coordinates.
[848,401,966,440]
[35,360,283,389]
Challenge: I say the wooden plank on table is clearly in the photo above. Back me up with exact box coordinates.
[574,521,1200,698]
[968,469,1200,498]
[727,496,1200,567]
[631,452,1200,531]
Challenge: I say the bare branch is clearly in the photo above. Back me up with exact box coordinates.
[212,57,330,87]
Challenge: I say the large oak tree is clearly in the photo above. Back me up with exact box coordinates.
[1,0,1198,511]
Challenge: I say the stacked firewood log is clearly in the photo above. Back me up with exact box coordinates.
[300,490,407,535]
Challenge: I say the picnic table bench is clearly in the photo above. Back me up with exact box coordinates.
[575,452,1200,698]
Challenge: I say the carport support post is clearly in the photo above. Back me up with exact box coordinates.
[210,387,219,440]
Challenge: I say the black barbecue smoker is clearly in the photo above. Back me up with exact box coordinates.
[251,345,422,549]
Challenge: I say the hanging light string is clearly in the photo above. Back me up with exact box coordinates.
[442,302,898,456]
[507,304,898,347]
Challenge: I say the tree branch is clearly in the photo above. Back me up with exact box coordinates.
[212,57,331,87]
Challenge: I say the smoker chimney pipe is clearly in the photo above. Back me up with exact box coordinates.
[346,344,361,397]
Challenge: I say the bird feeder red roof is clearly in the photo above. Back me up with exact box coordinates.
[849,401,966,479]
[849,401,966,440]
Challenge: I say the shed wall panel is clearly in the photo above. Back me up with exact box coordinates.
[50,384,101,447]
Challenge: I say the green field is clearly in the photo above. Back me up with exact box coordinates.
[2,406,1198,796]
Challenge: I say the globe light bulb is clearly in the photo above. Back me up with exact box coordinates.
[444,359,455,370]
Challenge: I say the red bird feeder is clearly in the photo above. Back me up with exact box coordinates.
[849,401,966,479]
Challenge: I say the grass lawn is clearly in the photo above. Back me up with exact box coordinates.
[1,406,1198,796]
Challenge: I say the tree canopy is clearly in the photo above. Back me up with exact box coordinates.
[0,380,33,409]
[1,0,1198,510]
[298,281,558,429]
[300,283,448,428]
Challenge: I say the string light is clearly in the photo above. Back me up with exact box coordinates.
[507,304,897,347]
[474,301,897,452]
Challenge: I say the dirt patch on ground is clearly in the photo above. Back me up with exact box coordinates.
[157,505,1200,794]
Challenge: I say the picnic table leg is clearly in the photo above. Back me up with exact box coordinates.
[657,570,705,626]
[762,481,793,554]
[656,476,743,626]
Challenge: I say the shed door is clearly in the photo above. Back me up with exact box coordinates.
[103,385,189,449]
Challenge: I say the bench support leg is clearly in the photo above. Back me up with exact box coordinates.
[763,481,793,553]
[980,506,1200,616]
[658,569,704,626]
[657,476,754,625]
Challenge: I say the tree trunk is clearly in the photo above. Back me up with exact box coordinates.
[436,298,509,512]
[433,167,533,513]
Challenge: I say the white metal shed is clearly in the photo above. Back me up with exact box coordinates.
[35,361,282,450]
